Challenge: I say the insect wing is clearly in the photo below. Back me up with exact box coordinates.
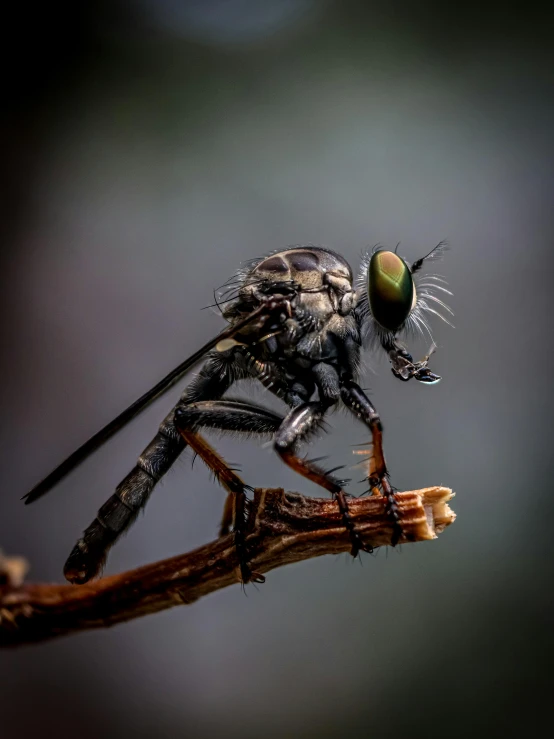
[23,301,281,503]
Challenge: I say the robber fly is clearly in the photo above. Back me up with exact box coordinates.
[23,243,451,585]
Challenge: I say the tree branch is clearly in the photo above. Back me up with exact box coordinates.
[0,486,455,647]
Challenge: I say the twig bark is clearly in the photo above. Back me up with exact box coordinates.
[0,486,454,647]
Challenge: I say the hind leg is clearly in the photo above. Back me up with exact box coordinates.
[173,399,283,583]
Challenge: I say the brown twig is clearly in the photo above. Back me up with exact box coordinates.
[0,486,455,647]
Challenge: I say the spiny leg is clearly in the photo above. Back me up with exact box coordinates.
[340,380,387,486]
[186,435,243,538]
[173,399,284,584]
[169,399,266,536]
[340,379,402,546]
[177,430,262,584]
[273,401,371,557]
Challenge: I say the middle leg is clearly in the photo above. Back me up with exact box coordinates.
[273,401,372,557]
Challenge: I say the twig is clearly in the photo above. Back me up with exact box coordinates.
[0,486,455,647]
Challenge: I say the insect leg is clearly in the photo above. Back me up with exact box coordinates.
[63,353,239,584]
[380,334,441,384]
[177,399,282,542]
[273,401,371,557]
[173,399,283,584]
[340,378,402,546]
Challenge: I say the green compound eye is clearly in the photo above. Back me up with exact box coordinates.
[368,251,415,331]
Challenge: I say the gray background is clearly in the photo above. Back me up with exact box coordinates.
[2,2,553,737]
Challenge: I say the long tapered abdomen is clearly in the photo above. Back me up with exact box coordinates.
[64,354,235,584]
[63,414,185,583]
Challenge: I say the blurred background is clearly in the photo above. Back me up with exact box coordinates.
[1,1,553,737]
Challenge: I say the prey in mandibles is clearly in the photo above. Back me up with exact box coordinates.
[23,243,452,585]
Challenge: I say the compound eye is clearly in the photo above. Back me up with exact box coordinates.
[368,251,414,331]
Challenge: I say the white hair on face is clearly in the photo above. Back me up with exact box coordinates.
[356,242,453,350]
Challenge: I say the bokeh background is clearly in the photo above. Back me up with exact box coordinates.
[2,1,553,737]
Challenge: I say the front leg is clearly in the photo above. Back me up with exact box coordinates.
[387,340,441,384]
[340,379,402,546]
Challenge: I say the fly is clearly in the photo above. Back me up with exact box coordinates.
[23,243,451,585]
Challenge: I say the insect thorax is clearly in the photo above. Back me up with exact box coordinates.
[232,247,361,366]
